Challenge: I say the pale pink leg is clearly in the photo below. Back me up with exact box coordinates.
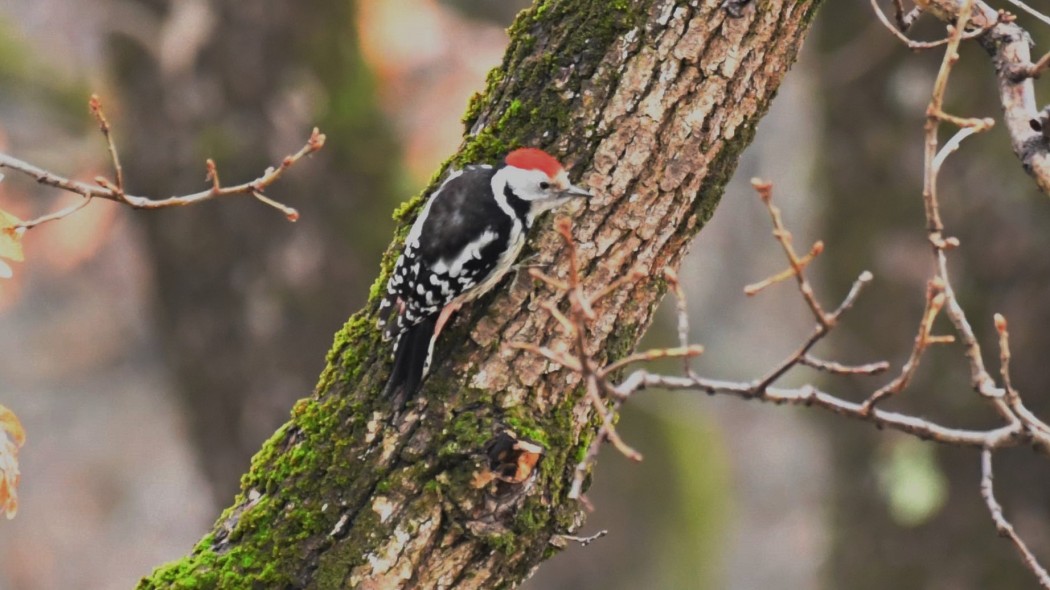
[434,301,463,340]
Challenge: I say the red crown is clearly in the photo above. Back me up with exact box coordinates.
[505,148,563,179]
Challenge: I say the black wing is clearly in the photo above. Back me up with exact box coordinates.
[379,166,512,340]
[416,166,506,262]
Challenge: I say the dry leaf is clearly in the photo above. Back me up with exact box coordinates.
[0,208,25,280]
[473,431,545,488]
[0,405,25,447]
[0,404,25,519]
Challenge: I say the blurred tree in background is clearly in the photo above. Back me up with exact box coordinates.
[816,4,1050,588]
[108,0,401,502]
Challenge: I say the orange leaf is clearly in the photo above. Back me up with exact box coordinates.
[0,404,25,447]
[0,208,24,264]
[0,403,25,519]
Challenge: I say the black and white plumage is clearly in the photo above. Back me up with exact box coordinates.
[377,148,591,398]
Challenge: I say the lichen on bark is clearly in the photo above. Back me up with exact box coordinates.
[138,0,822,587]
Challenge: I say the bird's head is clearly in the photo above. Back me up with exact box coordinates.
[501,148,591,215]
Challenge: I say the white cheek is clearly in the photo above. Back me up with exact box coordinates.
[513,183,544,202]
[538,197,569,214]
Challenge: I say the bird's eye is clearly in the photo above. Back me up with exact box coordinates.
[539,181,551,190]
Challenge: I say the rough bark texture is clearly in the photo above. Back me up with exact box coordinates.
[138,0,821,587]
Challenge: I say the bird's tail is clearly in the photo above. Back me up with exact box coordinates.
[382,315,437,401]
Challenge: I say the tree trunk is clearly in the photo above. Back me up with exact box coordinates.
[138,0,822,587]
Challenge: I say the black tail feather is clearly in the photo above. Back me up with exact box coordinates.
[382,315,437,400]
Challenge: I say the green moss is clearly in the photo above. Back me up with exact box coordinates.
[138,0,819,584]
[442,410,493,460]
[605,321,641,365]
[453,0,656,171]
[502,412,550,448]
[513,501,546,533]
[391,196,424,223]
[316,311,380,395]
[573,431,593,464]
[462,68,505,129]
[146,300,392,585]
[485,532,519,555]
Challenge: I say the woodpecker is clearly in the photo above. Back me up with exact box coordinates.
[377,148,591,398]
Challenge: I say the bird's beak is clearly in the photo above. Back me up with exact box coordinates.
[562,183,592,198]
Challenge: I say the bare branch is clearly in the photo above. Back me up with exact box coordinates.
[663,267,698,376]
[16,196,93,231]
[913,0,1050,195]
[994,315,1050,439]
[88,94,124,194]
[551,529,608,548]
[505,342,582,372]
[799,355,890,376]
[743,240,823,296]
[0,96,324,229]
[860,283,949,413]
[869,0,992,50]
[599,345,704,377]
[1003,0,1050,28]
[508,4,1050,582]
[750,178,829,324]
[980,449,1050,588]
[614,370,1021,449]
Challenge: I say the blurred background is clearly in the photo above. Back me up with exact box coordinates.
[0,1,1049,588]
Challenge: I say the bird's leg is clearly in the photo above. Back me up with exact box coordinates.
[434,301,463,341]
[511,253,549,287]
[512,252,543,272]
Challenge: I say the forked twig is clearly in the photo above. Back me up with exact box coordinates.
[508,3,1050,580]
[0,95,323,230]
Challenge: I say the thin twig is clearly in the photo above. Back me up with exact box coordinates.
[799,355,890,376]
[1003,0,1050,28]
[599,345,704,376]
[743,240,823,296]
[528,267,569,292]
[980,449,1050,589]
[506,342,582,372]
[511,8,1050,580]
[1032,51,1050,78]
[994,314,1050,439]
[752,268,873,395]
[613,369,1022,450]
[869,0,992,50]
[0,96,325,229]
[933,125,992,173]
[554,529,608,547]
[751,178,829,325]
[17,196,93,231]
[663,267,698,377]
[88,95,124,195]
[860,283,950,413]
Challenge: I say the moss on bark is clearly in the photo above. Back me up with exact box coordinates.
[139,0,823,587]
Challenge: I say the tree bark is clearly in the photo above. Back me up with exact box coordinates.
[138,0,822,587]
